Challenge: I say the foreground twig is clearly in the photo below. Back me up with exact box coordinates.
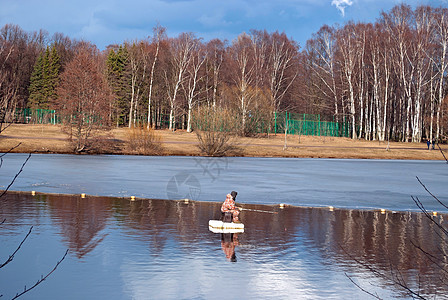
[11,249,69,300]
[0,153,31,198]
[436,143,448,164]
[0,122,13,136]
[416,176,448,210]
[0,226,33,269]
[345,273,382,299]
[339,243,426,299]
[410,240,448,275]
[0,143,23,170]
[412,195,448,237]
[0,143,22,159]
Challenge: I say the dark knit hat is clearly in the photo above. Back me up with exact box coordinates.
[231,191,237,200]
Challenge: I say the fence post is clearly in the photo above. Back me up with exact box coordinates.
[318,114,321,136]
[274,111,277,134]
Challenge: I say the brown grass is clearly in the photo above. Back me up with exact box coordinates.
[0,124,446,160]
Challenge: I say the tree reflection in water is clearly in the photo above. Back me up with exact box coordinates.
[0,191,447,298]
[46,194,109,259]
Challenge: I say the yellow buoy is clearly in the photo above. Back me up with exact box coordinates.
[328,206,334,212]
[433,211,438,216]
[31,191,36,196]
[279,203,285,209]
[81,193,86,199]
[184,198,190,204]
[381,209,386,214]
[131,196,135,201]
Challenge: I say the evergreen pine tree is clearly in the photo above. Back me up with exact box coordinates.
[106,45,129,125]
[42,47,51,107]
[48,45,61,105]
[28,45,61,109]
[28,51,45,109]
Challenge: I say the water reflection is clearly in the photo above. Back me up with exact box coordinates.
[46,194,110,258]
[221,233,239,262]
[0,192,447,299]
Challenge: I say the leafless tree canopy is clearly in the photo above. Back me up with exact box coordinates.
[56,45,112,152]
[0,5,447,142]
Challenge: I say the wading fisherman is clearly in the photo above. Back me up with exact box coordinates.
[221,191,240,223]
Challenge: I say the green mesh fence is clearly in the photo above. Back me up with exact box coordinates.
[15,108,60,124]
[13,108,352,137]
[274,112,351,137]
[194,111,351,137]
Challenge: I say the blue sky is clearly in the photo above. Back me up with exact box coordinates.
[1,0,447,50]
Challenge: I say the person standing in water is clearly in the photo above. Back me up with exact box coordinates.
[221,191,240,223]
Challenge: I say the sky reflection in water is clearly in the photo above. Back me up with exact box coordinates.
[0,192,447,299]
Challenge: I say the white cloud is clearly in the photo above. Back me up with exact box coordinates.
[331,0,353,17]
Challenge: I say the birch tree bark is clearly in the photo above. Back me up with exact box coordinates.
[166,33,196,131]
[268,31,299,115]
[205,39,225,109]
[184,40,206,132]
[147,25,165,129]
[306,25,341,122]
[433,8,448,141]
[337,23,358,139]
[382,4,415,142]
[230,33,256,136]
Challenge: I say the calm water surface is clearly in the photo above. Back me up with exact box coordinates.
[1,154,448,299]
[1,192,447,299]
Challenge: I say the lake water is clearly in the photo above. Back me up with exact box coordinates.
[0,154,448,299]
[0,154,447,212]
[1,192,447,299]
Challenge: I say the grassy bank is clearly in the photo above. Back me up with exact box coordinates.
[0,124,446,160]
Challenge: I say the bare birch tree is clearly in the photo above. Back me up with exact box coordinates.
[183,39,206,132]
[382,4,416,142]
[268,31,299,115]
[165,33,196,131]
[205,39,225,108]
[127,42,147,127]
[306,25,341,122]
[147,25,166,129]
[369,23,392,141]
[337,22,359,139]
[432,7,448,141]
[229,33,257,136]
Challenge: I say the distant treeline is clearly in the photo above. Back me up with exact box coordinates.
[0,4,447,141]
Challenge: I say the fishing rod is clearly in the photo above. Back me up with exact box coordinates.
[238,207,278,214]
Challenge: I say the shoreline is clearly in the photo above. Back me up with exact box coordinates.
[0,124,446,160]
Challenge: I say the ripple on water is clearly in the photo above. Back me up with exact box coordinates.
[1,192,447,299]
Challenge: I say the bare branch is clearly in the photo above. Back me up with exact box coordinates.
[436,143,448,164]
[0,142,22,159]
[410,240,448,275]
[345,273,382,299]
[416,176,448,211]
[11,249,69,300]
[0,226,33,269]
[0,153,31,198]
[339,242,427,299]
[411,195,448,237]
